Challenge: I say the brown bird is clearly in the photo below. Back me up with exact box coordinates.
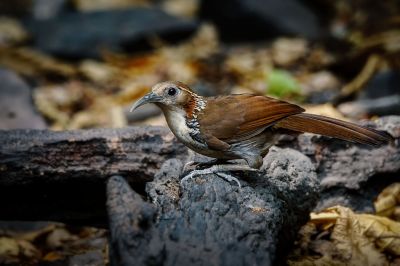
[131,81,392,185]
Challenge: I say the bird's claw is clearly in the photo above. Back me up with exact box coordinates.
[180,164,257,188]
[215,172,242,188]
[180,167,213,186]
[182,161,196,174]
[180,171,195,185]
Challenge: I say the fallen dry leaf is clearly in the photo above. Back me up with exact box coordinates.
[272,38,308,67]
[0,237,41,264]
[375,183,400,220]
[0,237,19,258]
[288,206,400,266]
[0,16,28,46]
[1,223,107,265]
[0,47,77,79]
[304,103,349,121]
[162,0,199,18]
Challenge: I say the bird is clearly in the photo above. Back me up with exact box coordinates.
[130,81,392,186]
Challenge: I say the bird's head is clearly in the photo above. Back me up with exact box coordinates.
[130,81,198,113]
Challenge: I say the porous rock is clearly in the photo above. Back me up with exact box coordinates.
[280,116,400,212]
[107,147,320,266]
[338,71,400,119]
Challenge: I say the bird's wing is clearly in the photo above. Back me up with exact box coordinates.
[198,94,304,150]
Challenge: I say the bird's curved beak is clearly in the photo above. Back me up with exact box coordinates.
[130,92,162,112]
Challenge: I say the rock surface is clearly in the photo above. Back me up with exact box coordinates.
[279,116,400,212]
[338,71,400,118]
[32,0,68,20]
[200,0,321,41]
[0,68,46,130]
[360,70,400,100]
[107,147,320,266]
[338,95,400,119]
[24,8,198,59]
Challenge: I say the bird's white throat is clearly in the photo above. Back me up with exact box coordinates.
[160,105,208,153]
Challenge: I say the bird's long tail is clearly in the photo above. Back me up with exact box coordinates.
[274,113,393,145]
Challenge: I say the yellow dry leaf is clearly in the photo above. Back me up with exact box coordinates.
[0,237,19,257]
[0,17,28,46]
[375,183,400,219]
[271,38,308,66]
[79,59,118,84]
[14,224,57,243]
[0,47,76,78]
[162,0,199,18]
[330,207,387,265]
[0,237,40,264]
[46,228,78,249]
[288,206,400,266]
[16,240,41,262]
[304,104,348,121]
[358,214,400,256]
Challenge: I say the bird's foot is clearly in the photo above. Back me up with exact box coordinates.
[183,159,231,173]
[183,161,196,173]
[180,164,258,188]
[215,172,242,188]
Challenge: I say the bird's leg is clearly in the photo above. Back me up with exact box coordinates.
[180,164,258,188]
[196,159,231,168]
[182,159,232,175]
[184,158,231,170]
[215,172,242,188]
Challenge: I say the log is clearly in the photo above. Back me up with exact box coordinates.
[0,127,187,224]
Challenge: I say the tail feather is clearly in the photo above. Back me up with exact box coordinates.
[274,113,392,146]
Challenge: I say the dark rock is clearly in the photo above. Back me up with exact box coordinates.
[32,0,69,20]
[0,0,32,17]
[0,68,46,130]
[107,175,158,266]
[200,0,321,42]
[107,148,319,266]
[338,71,400,118]
[338,95,400,119]
[24,8,199,59]
[360,70,400,100]
[278,116,400,212]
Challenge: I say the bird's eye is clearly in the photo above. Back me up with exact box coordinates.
[167,87,177,96]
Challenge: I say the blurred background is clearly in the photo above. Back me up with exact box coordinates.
[0,0,399,264]
[1,0,399,132]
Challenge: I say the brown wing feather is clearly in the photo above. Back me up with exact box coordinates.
[198,94,304,149]
[274,113,392,145]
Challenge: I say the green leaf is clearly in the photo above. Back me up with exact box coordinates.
[266,69,301,98]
